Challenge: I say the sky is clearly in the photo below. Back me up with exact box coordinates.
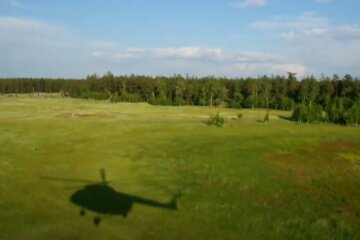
[0,0,360,78]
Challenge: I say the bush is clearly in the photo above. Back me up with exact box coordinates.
[292,103,326,124]
[207,112,225,127]
[291,103,308,123]
[344,101,360,126]
[119,92,141,102]
[110,92,120,102]
[81,91,109,100]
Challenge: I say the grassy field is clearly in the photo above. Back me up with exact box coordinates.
[0,95,360,240]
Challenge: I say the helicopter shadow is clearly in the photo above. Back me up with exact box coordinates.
[41,170,181,226]
[71,183,179,226]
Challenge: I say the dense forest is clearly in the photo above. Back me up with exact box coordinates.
[0,73,359,125]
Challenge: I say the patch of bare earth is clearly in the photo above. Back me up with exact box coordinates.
[266,141,360,223]
[55,112,108,118]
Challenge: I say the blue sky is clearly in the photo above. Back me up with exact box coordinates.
[1,0,360,78]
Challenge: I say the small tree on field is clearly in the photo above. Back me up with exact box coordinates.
[207,112,225,127]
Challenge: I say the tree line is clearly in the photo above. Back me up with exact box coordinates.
[0,72,359,125]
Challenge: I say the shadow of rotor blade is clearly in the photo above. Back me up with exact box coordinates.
[40,176,98,184]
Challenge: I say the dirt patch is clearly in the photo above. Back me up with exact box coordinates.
[55,112,108,118]
[267,141,360,174]
[71,112,101,118]
[266,140,360,223]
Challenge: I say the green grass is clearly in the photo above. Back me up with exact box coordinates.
[0,96,360,240]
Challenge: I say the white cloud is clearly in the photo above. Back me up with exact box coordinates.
[0,15,359,78]
[270,63,307,75]
[234,62,307,76]
[304,25,360,40]
[235,51,282,63]
[251,12,360,42]
[232,51,307,76]
[0,16,238,77]
[91,50,139,61]
[0,16,69,47]
[91,47,310,77]
[0,16,87,78]
[92,47,226,61]
[250,12,360,76]
[232,0,266,8]
[0,16,44,30]
[251,12,328,31]
[281,31,295,42]
[0,14,322,78]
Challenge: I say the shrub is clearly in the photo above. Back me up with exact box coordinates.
[292,103,328,124]
[207,112,225,127]
[81,91,109,100]
[291,103,308,123]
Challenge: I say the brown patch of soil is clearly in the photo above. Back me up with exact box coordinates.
[267,141,360,176]
[266,140,360,223]
[55,112,108,118]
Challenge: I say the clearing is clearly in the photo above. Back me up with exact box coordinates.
[0,96,359,240]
